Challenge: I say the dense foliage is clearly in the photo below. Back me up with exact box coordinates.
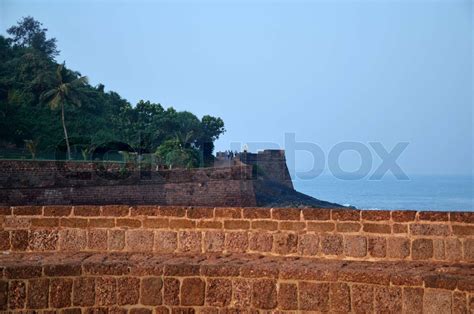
[0,17,225,167]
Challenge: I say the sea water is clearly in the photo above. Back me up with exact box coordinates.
[293,174,473,211]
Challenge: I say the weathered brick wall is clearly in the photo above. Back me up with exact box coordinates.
[0,161,256,206]
[1,252,473,312]
[1,206,473,263]
[1,206,473,312]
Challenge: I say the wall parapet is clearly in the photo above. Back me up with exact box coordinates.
[0,251,473,312]
[1,206,472,263]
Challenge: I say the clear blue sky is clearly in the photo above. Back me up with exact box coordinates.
[1,0,472,175]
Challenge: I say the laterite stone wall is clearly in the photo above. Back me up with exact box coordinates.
[1,252,473,313]
[1,206,473,313]
[0,161,256,206]
[1,205,473,262]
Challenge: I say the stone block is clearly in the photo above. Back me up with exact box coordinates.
[224,232,248,253]
[44,205,71,216]
[96,277,117,306]
[204,231,225,252]
[102,205,130,217]
[143,218,169,228]
[252,279,277,309]
[0,231,10,250]
[27,278,49,309]
[307,222,335,232]
[169,219,195,229]
[387,237,410,259]
[368,236,386,258]
[206,278,232,307]
[279,221,306,231]
[330,283,350,312]
[418,211,449,221]
[403,287,423,314]
[242,207,271,219]
[155,231,178,253]
[178,231,202,253]
[446,238,463,261]
[11,230,29,251]
[362,210,391,221]
[50,278,72,308]
[224,220,250,230]
[344,235,367,257]
[272,208,300,220]
[88,229,107,250]
[391,210,416,222]
[117,277,140,305]
[232,279,252,308]
[273,233,298,255]
[251,220,278,231]
[126,230,154,251]
[89,218,115,228]
[215,207,242,218]
[73,278,95,306]
[13,206,42,216]
[452,291,467,314]
[332,209,360,221]
[5,265,42,279]
[450,212,474,223]
[249,232,273,252]
[31,218,59,227]
[59,229,87,251]
[181,278,205,306]
[157,206,186,217]
[164,278,180,305]
[196,220,221,229]
[351,284,374,313]
[74,205,101,216]
[302,208,331,220]
[108,230,125,251]
[336,222,361,232]
[374,286,402,313]
[141,277,162,305]
[297,233,319,256]
[410,224,450,236]
[61,218,88,228]
[8,280,26,309]
[423,289,452,314]
[299,282,329,311]
[412,238,433,260]
[116,218,142,228]
[393,223,408,233]
[363,223,391,234]
[28,230,58,251]
[186,207,214,219]
[278,283,297,310]
[321,234,343,256]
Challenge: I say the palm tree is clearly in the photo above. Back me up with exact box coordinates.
[40,62,88,159]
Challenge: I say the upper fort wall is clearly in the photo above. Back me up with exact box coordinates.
[0,160,256,206]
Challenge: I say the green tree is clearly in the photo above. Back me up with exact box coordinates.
[0,17,225,164]
[156,138,200,169]
[40,63,88,159]
[7,16,59,59]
